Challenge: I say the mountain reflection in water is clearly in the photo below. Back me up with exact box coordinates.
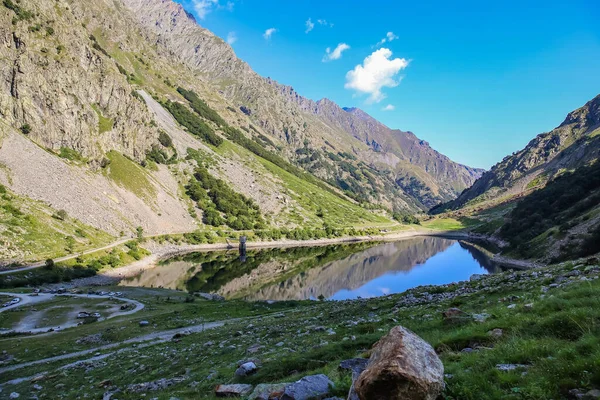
[121,237,498,300]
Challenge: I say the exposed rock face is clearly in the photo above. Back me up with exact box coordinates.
[0,0,160,162]
[354,326,444,400]
[436,94,600,212]
[119,0,482,210]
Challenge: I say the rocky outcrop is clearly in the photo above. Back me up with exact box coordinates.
[435,94,600,212]
[354,326,444,400]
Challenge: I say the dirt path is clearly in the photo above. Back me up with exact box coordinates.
[0,318,227,378]
[0,238,132,275]
[0,292,145,334]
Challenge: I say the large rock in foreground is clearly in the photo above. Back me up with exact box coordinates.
[354,326,444,400]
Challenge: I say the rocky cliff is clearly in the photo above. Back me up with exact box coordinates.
[434,94,600,212]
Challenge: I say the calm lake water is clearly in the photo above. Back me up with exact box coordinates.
[121,236,500,300]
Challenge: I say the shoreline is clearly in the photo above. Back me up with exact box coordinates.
[94,229,538,285]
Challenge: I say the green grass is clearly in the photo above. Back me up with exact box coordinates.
[104,151,157,202]
[0,188,113,263]
[422,217,477,231]
[2,260,600,399]
[91,104,114,134]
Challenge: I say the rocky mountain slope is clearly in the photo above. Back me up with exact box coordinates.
[434,94,600,212]
[0,0,481,263]
[119,0,483,210]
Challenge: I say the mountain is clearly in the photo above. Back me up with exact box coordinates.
[119,0,483,210]
[0,0,480,262]
[433,94,600,213]
[431,94,600,262]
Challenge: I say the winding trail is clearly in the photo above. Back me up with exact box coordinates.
[0,292,145,333]
[0,319,226,379]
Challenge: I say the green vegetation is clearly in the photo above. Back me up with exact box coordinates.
[177,87,226,127]
[186,153,265,230]
[3,260,600,399]
[91,104,114,134]
[162,100,223,146]
[104,151,156,201]
[422,217,475,231]
[58,147,85,162]
[19,124,31,135]
[3,0,33,23]
[500,161,600,259]
[392,212,420,225]
[0,187,113,264]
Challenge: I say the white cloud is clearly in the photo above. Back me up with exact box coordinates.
[192,0,218,19]
[345,48,409,103]
[226,31,237,45]
[317,19,334,27]
[375,31,399,47]
[382,104,395,111]
[263,28,277,40]
[191,0,234,19]
[305,18,315,33]
[322,43,350,62]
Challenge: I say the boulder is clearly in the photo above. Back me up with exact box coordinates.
[280,374,333,400]
[354,326,444,400]
[248,383,289,400]
[234,361,258,377]
[215,384,253,397]
[442,308,468,323]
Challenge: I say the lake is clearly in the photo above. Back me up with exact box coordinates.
[121,236,501,300]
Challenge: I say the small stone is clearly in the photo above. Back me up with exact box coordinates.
[488,328,503,338]
[507,304,517,309]
[472,313,490,323]
[584,389,600,399]
[461,347,474,353]
[10,393,20,399]
[496,364,528,372]
[139,320,149,327]
[32,384,42,391]
[524,303,534,310]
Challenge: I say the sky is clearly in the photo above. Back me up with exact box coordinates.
[176,0,600,169]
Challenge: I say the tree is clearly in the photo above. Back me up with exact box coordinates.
[136,226,144,241]
[44,259,54,270]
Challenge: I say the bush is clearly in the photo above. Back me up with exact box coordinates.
[177,87,226,127]
[158,131,173,147]
[162,100,223,146]
[52,209,68,221]
[19,124,31,135]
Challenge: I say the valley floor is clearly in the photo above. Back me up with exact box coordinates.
[0,255,599,399]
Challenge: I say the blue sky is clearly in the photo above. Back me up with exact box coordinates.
[176,0,600,169]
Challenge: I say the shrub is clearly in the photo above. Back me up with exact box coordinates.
[162,100,223,146]
[52,209,68,221]
[158,131,173,147]
[19,124,31,135]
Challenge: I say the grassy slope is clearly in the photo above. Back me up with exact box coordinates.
[215,140,392,228]
[0,188,113,263]
[2,260,600,399]
[104,151,157,203]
